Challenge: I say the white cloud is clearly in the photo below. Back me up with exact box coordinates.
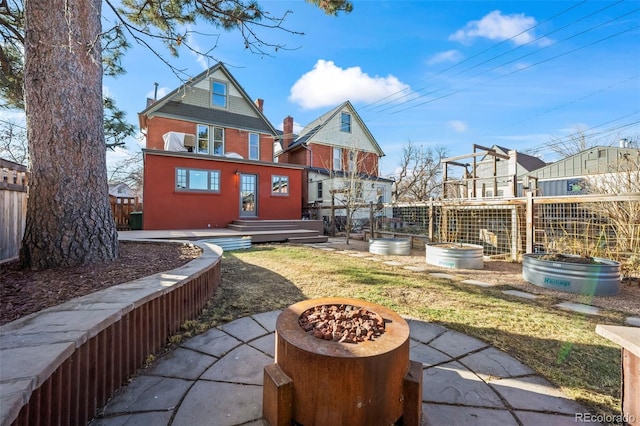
[428,50,463,65]
[449,11,543,46]
[289,60,410,109]
[448,120,468,133]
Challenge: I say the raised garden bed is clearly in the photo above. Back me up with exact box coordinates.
[522,253,621,296]
[426,243,484,270]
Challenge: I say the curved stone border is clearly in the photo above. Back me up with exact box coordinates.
[0,240,223,426]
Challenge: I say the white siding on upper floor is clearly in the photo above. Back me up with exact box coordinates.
[311,108,377,153]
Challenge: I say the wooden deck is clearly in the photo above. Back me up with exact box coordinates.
[118,219,328,245]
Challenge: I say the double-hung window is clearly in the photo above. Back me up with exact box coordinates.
[176,168,221,192]
[333,147,342,171]
[272,175,289,195]
[211,80,227,108]
[340,112,351,133]
[249,133,259,160]
[197,124,224,155]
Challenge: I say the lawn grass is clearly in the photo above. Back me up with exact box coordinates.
[179,244,625,419]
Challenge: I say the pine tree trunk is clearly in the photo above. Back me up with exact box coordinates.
[21,0,119,270]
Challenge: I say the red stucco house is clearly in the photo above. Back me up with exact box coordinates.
[139,63,304,230]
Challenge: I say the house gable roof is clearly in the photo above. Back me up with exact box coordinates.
[478,144,546,173]
[138,62,277,135]
[285,101,384,157]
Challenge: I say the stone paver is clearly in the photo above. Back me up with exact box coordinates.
[459,347,535,379]
[383,260,403,266]
[100,376,192,414]
[502,289,539,299]
[200,345,271,385]
[423,403,517,426]
[218,316,269,342]
[429,330,489,358]
[404,265,428,272]
[172,381,263,426]
[429,272,458,280]
[91,311,601,426]
[555,302,601,315]
[490,376,588,414]
[140,347,216,380]
[625,316,640,327]
[461,279,493,287]
[423,361,505,408]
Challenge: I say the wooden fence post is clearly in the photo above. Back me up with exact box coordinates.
[526,191,534,254]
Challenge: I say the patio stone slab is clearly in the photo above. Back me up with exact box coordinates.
[422,361,505,408]
[502,290,539,300]
[200,345,272,385]
[555,302,601,315]
[423,403,517,426]
[219,316,270,342]
[429,330,489,358]
[459,347,535,379]
[140,347,216,380]
[181,328,241,358]
[407,320,447,344]
[410,340,451,367]
[91,411,173,425]
[248,333,276,358]
[172,381,262,426]
[514,410,600,425]
[251,310,280,333]
[365,257,383,261]
[490,376,587,414]
[101,376,192,414]
[383,260,403,266]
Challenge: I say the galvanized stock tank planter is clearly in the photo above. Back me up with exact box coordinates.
[369,238,411,255]
[425,243,484,270]
[522,253,621,296]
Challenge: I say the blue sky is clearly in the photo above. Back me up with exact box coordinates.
[7,1,640,178]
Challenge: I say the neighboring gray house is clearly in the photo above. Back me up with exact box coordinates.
[521,146,640,196]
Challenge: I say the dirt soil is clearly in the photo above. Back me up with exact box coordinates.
[0,241,202,326]
[1,237,639,327]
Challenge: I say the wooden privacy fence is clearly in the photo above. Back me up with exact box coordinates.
[0,159,28,262]
[109,196,141,230]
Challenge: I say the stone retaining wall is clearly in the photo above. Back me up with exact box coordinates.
[0,240,223,425]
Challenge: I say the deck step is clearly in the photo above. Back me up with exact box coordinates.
[287,235,329,244]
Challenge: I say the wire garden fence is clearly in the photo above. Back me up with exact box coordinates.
[358,193,640,278]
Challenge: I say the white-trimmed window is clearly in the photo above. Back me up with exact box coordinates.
[197,124,224,155]
[272,175,289,195]
[333,147,342,171]
[341,112,351,133]
[176,168,221,192]
[249,133,259,160]
[317,182,323,200]
[211,80,227,108]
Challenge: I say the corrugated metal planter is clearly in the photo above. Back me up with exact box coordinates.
[426,243,484,269]
[369,238,411,255]
[522,253,621,296]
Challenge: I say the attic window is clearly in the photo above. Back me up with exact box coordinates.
[211,80,227,108]
[341,112,351,133]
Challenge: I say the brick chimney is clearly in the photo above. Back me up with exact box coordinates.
[254,98,264,113]
[283,116,294,150]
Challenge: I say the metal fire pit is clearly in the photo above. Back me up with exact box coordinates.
[262,297,422,426]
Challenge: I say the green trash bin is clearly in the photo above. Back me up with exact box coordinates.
[129,211,143,230]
